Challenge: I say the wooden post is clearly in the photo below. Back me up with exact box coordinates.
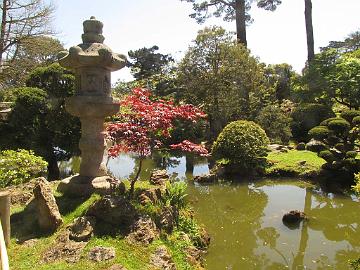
[0,191,10,246]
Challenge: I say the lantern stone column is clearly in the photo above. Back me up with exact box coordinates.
[57,17,126,196]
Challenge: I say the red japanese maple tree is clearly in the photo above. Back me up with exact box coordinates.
[106,88,208,196]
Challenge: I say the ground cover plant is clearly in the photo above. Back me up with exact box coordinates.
[265,150,326,177]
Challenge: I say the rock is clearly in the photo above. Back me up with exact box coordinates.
[33,177,63,232]
[298,160,307,166]
[127,216,159,245]
[198,227,211,248]
[194,173,217,183]
[150,246,176,270]
[287,146,294,150]
[185,246,203,267]
[296,142,306,151]
[42,231,86,263]
[282,210,307,227]
[18,238,38,248]
[86,195,136,229]
[306,139,327,153]
[159,206,178,233]
[280,148,288,153]
[268,144,284,152]
[58,175,117,197]
[107,264,128,270]
[150,170,169,186]
[138,188,162,205]
[69,216,96,242]
[88,246,116,262]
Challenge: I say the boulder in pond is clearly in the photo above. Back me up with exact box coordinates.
[282,210,307,228]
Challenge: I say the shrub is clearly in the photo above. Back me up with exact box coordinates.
[352,116,360,125]
[327,119,351,135]
[291,103,335,142]
[162,181,188,210]
[354,173,360,193]
[320,117,342,126]
[340,110,360,123]
[255,104,292,144]
[0,149,48,188]
[212,120,270,171]
[308,126,330,140]
[319,150,334,163]
[346,151,358,159]
[308,114,360,178]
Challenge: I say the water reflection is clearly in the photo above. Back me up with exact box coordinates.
[59,155,360,269]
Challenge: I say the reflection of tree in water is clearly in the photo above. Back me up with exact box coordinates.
[308,191,360,247]
[191,182,269,269]
[307,190,360,269]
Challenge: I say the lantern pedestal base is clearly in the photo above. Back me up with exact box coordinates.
[57,174,115,197]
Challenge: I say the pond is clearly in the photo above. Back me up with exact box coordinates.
[59,155,360,270]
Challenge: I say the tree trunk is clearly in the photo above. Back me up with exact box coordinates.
[304,0,314,62]
[129,158,143,198]
[0,0,8,67]
[292,188,311,269]
[185,154,194,173]
[235,0,247,46]
[47,155,60,181]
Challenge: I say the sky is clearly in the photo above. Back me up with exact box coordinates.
[53,0,360,84]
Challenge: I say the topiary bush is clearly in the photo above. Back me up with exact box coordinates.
[308,111,360,179]
[340,110,360,123]
[308,126,330,140]
[291,103,335,142]
[212,120,270,172]
[0,149,48,188]
[255,104,292,144]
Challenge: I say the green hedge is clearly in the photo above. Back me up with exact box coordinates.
[212,120,269,171]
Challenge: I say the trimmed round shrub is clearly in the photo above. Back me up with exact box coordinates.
[352,116,360,125]
[320,117,342,126]
[335,143,345,152]
[346,151,358,159]
[327,119,351,134]
[340,110,360,123]
[308,126,330,140]
[212,120,270,170]
[319,150,335,163]
[291,103,335,142]
[0,149,47,188]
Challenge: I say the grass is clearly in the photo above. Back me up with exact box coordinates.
[8,182,201,270]
[265,150,326,177]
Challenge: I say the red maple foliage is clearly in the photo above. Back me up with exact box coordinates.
[107,88,207,158]
[106,88,208,196]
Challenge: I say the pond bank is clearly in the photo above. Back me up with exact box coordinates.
[8,173,209,270]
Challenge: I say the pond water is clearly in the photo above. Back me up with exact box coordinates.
[59,155,360,270]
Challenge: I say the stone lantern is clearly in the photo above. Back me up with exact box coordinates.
[57,16,126,196]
